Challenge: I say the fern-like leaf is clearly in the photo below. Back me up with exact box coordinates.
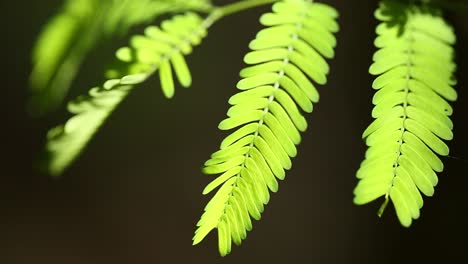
[44,12,215,176]
[353,1,457,227]
[30,0,98,114]
[30,0,212,114]
[193,0,338,256]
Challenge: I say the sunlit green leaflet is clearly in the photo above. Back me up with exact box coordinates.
[194,0,338,256]
[44,12,213,176]
[353,1,457,227]
[30,0,212,114]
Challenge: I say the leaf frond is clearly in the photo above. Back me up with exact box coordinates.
[193,0,338,256]
[30,0,98,114]
[30,0,212,114]
[354,1,457,227]
[44,12,212,176]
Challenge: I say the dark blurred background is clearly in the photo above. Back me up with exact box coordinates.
[1,0,467,263]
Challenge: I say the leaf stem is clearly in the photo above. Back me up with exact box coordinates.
[377,197,390,218]
[216,0,280,18]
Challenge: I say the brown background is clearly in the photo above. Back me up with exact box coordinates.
[2,0,467,263]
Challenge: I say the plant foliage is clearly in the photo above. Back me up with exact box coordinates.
[30,0,212,114]
[193,0,338,256]
[30,0,462,257]
[44,12,214,176]
[353,0,457,227]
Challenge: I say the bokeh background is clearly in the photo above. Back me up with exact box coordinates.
[2,0,467,263]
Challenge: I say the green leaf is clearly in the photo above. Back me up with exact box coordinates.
[194,0,338,256]
[30,0,213,114]
[43,12,210,176]
[354,2,457,227]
